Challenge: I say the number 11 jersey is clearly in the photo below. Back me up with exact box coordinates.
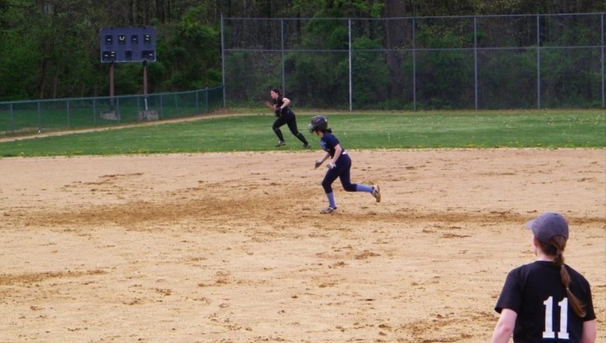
[495,261,595,343]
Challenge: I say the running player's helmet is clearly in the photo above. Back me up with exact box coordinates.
[309,115,328,133]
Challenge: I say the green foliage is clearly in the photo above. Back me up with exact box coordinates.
[477,50,537,109]
[411,23,476,109]
[0,0,605,109]
[350,38,391,109]
[114,64,144,95]
[224,51,282,106]
[300,17,348,49]
[164,5,221,90]
[0,36,40,100]
[540,48,602,108]
[283,17,351,108]
[0,0,224,100]
[293,0,384,18]
[285,51,350,108]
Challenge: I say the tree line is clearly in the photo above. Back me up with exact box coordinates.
[0,0,604,101]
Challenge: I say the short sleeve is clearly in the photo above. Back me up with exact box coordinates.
[495,269,523,314]
[582,281,596,321]
[325,134,339,149]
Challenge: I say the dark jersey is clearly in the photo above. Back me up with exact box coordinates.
[273,96,293,116]
[495,261,595,343]
[320,132,349,161]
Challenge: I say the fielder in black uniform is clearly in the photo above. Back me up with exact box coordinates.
[491,212,596,343]
[264,88,310,148]
[308,115,380,214]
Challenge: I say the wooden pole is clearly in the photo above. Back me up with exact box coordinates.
[143,60,148,111]
[110,62,115,110]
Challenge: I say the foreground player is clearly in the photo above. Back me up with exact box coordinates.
[308,115,380,214]
[264,88,310,148]
[491,212,596,343]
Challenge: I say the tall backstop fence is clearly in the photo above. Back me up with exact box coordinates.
[222,13,606,110]
[0,87,224,137]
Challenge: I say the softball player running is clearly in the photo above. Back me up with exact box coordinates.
[491,212,596,343]
[264,88,311,148]
[308,115,380,214]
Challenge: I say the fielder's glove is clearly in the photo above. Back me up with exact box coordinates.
[274,108,281,117]
[326,162,336,170]
[314,160,323,169]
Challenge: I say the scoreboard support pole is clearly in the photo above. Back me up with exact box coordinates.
[143,60,148,111]
[109,62,115,110]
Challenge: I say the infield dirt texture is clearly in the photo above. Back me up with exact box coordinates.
[0,149,604,342]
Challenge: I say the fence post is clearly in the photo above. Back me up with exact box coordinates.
[93,98,97,125]
[536,14,541,109]
[205,88,209,113]
[117,98,121,121]
[9,103,14,135]
[221,14,226,108]
[602,13,605,108]
[281,19,286,96]
[474,16,479,110]
[67,100,71,128]
[412,17,417,111]
[159,94,163,119]
[37,101,42,132]
[348,19,353,112]
[195,90,199,113]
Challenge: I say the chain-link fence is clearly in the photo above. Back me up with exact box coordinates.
[222,13,606,110]
[0,87,224,137]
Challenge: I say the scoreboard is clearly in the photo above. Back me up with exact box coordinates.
[100,27,156,63]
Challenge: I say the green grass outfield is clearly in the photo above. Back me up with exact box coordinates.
[0,110,604,157]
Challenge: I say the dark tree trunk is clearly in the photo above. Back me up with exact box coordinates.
[37,58,49,99]
[156,0,165,23]
[384,0,407,99]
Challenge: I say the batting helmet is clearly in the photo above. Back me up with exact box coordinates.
[308,115,328,133]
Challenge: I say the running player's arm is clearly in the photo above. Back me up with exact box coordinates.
[278,97,291,110]
[490,308,516,343]
[265,101,276,110]
[328,144,343,166]
[315,152,330,169]
[317,152,330,163]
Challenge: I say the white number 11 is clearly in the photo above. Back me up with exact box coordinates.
[543,296,569,339]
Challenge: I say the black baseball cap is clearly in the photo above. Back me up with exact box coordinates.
[525,212,569,243]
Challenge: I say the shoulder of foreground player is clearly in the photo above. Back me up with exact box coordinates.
[564,265,592,286]
[506,261,549,278]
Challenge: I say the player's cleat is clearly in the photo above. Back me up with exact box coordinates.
[304,143,312,149]
[275,141,286,147]
[320,206,337,214]
[371,185,381,203]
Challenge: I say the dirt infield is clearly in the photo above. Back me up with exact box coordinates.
[0,149,604,343]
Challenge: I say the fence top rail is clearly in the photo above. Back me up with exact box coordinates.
[224,12,606,21]
[0,86,224,106]
[225,45,605,52]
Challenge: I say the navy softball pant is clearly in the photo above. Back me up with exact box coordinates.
[321,153,357,193]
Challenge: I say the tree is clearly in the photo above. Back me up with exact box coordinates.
[384,0,407,100]
[1,0,605,102]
